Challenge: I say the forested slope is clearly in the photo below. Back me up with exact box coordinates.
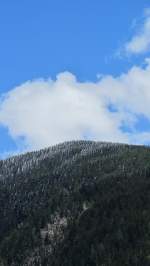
[0,141,150,265]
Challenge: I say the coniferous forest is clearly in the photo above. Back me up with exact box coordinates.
[1,140,150,265]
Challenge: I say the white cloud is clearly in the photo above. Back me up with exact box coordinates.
[0,72,128,151]
[1,61,150,152]
[125,8,150,55]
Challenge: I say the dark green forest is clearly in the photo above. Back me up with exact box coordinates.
[1,141,150,265]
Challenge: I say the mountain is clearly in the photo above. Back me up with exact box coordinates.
[1,140,150,265]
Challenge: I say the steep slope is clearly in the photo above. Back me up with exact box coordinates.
[0,141,150,265]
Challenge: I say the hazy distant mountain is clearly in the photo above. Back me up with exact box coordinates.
[1,140,150,265]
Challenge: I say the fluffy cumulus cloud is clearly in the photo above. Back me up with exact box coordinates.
[1,61,150,152]
[0,72,128,151]
[125,8,150,55]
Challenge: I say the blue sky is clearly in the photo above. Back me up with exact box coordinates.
[0,0,150,157]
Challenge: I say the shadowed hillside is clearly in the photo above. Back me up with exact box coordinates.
[0,141,150,265]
